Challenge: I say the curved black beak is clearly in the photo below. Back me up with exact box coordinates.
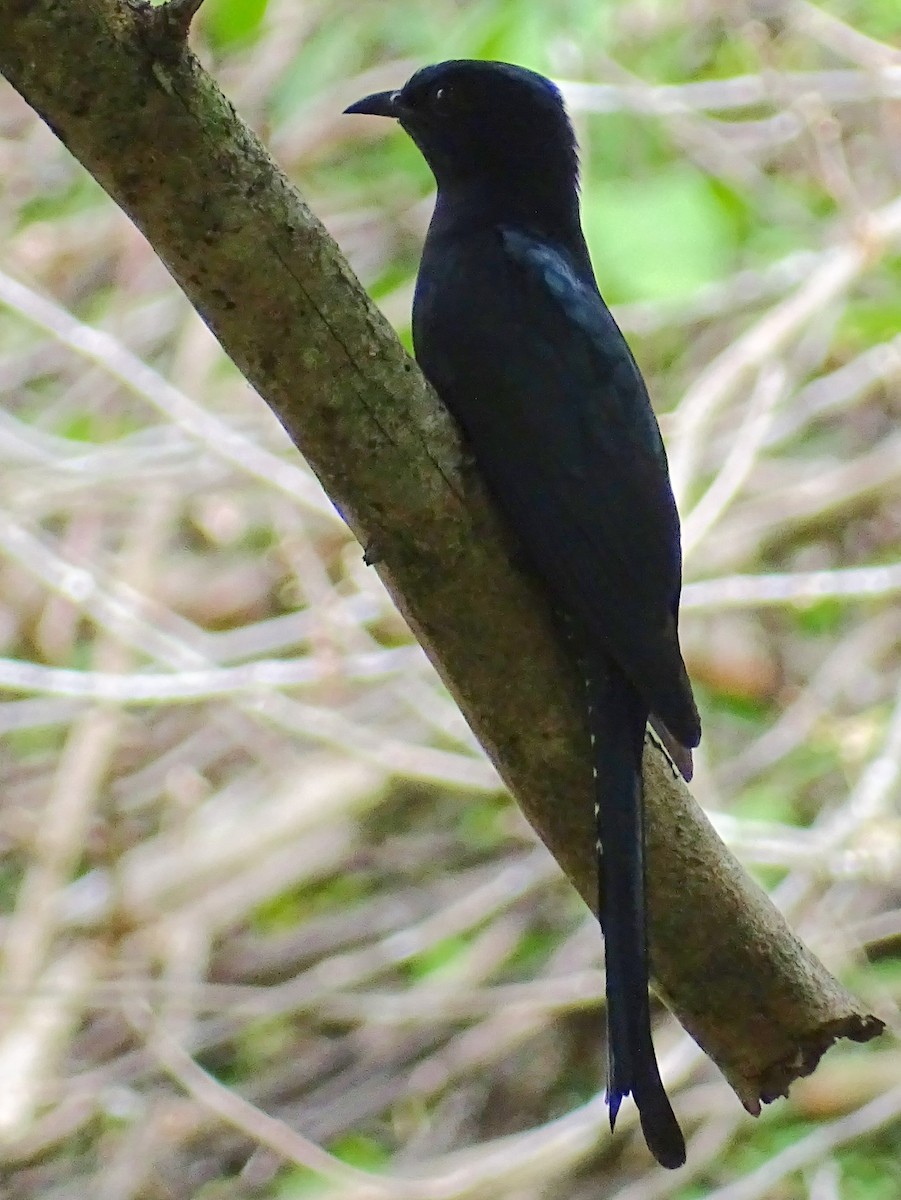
[344,89,401,118]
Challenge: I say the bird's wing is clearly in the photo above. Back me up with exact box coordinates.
[418,226,697,743]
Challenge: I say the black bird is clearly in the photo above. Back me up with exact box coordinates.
[346,60,700,1169]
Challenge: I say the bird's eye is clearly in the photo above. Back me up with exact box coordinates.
[433,86,448,104]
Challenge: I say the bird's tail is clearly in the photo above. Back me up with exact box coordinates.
[586,658,686,1170]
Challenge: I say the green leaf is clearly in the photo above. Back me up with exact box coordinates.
[202,0,268,49]
[584,166,736,302]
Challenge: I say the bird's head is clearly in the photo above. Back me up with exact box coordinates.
[345,60,580,220]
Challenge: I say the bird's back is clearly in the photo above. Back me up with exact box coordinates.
[414,212,699,749]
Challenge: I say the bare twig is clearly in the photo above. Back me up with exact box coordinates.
[142,0,209,44]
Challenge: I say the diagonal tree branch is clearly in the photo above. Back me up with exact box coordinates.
[0,0,882,1119]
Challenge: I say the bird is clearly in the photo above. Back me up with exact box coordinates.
[345,59,700,1169]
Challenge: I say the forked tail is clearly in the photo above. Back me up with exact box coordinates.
[585,657,686,1170]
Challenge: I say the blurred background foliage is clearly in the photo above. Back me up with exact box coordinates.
[2,0,901,1197]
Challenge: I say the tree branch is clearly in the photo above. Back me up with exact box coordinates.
[0,0,882,1118]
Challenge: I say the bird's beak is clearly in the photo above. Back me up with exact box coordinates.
[344,89,402,119]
